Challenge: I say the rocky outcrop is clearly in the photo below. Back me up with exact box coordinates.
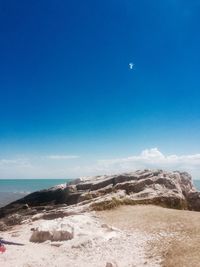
[187,191,200,211]
[0,170,199,228]
[30,218,74,242]
[30,213,117,244]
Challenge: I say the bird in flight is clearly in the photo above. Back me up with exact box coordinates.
[129,62,135,70]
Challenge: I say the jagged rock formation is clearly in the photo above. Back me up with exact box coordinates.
[0,169,200,229]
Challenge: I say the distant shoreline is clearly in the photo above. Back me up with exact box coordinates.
[0,192,28,208]
[0,179,71,207]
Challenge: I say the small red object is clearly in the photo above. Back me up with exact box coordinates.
[0,244,6,253]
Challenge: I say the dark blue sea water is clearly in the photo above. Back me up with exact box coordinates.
[0,179,71,193]
[0,179,72,207]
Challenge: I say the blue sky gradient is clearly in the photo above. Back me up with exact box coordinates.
[1,1,200,178]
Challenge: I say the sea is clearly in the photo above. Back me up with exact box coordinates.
[0,179,200,208]
[0,179,72,207]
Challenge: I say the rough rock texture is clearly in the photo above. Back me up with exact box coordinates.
[0,169,199,228]
[30,218,74,242]
[187,191,200,211]
[30,213,117,243]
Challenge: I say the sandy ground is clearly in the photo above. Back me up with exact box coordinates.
[1,205,200,267]
[98,205,200,267]
[0,209,161,267]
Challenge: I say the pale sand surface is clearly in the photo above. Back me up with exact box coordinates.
[1,205,200,267]
[98,205,200,267]
[0,209,160,267]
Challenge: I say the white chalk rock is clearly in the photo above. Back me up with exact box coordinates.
[30,218,74,243]
[30,213,118,244]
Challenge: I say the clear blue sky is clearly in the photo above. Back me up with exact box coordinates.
[1,1,200,178]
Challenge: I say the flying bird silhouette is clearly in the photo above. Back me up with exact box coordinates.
[129,62,135,70]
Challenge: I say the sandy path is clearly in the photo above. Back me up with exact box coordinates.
[1,204,200,266]
[0,210,160,267]
[98,205,200,267]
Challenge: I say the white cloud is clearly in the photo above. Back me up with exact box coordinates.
[97,148,200,178]
[140,148,165,159]
[45,155,80,160]
[98,148,200,165]
[1,148,200,179]
[0,158,31,167]
[0,155,80,179]
[0,158,33,179]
